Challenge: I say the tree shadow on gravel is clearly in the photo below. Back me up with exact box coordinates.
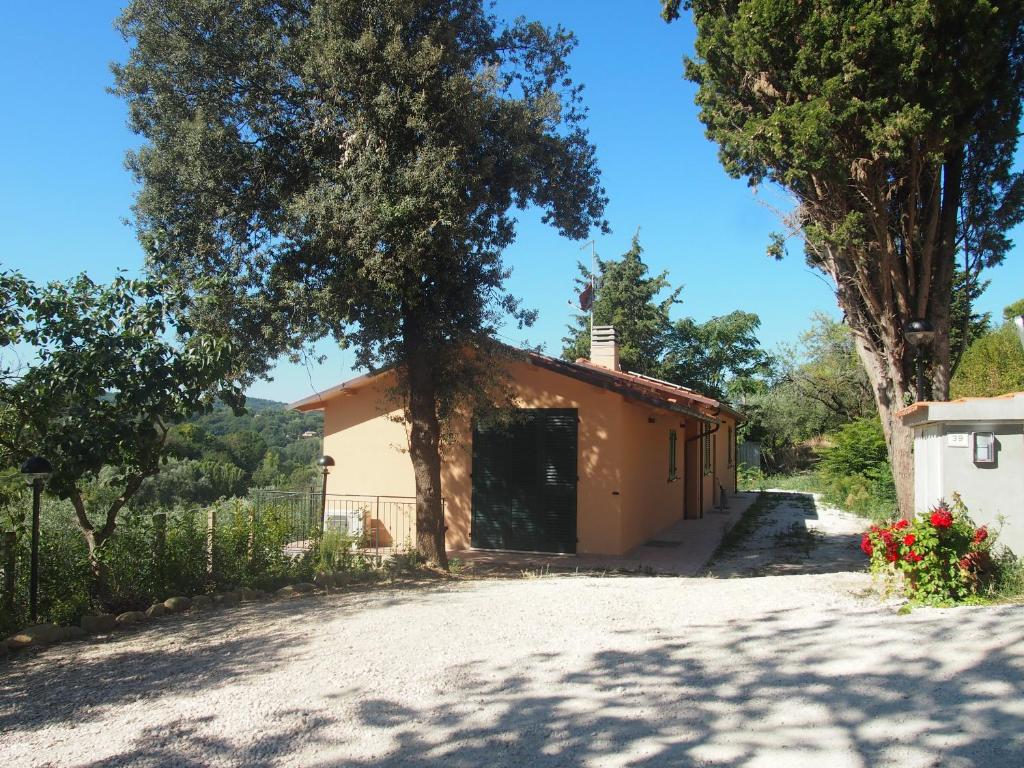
[57,601,1024,768]
[706,491,866,578]
[0,581,459,735]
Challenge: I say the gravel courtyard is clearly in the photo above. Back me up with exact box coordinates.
[3,494,1023,767]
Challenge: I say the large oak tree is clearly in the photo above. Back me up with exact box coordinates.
[114,0,607,565]
[664,0,1024,515]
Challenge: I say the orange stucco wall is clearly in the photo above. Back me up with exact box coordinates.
[314,362,738,555]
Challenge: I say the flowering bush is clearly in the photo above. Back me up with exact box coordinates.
[861,495,995,603]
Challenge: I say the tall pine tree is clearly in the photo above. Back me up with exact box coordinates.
[562,233,679,376]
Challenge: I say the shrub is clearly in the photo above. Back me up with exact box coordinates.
[861,495,997,603]
[737,465,766,491]
[0,489,373,631]
[820,417,888,479]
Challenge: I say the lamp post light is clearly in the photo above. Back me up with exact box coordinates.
[903,318,936,402]
[20,456,52,622]
[316,455,335,534]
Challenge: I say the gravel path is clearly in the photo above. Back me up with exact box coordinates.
[707,491,867,577]
[3,495,1023,768]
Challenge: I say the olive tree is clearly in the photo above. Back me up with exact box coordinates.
[0,273,241,576]
[663,0,1024,515]
[113,0,607,566]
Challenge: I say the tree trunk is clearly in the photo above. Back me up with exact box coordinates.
[402,318,448,569]
[852,331,916,518]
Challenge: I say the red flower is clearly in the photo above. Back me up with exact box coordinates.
[894,519,910,531]
[973,526,988,544]
[860,533,874,556]
[904,550,923,563]
[903,534,916,546]
[880,529,894,543]
[930,507,953,529]
[886,549,899,563]
[959,556,973,571]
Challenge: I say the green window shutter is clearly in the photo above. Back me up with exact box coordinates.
[471,408,577,554]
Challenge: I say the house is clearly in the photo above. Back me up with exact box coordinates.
[290,327,742,556]
[899,391,1024,555]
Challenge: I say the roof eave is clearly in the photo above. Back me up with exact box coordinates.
[524,353,717,424]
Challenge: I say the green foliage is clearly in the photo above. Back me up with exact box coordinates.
[664,311,770,400]
[666,0,1024,516]
[815,417,896,520]
[736,314,876,472]
[951,313,1024,398]
[133,459,248,509]
[949,269,992,375]
[0,272,241,569]
[862,497,998,604]
[561,234,769,398]
[0,491,360,634]
[115,0,609,564]
[562,233,680,376]
[150,403,324,504]
[1004,299,1024,321]
[820,418,889,480]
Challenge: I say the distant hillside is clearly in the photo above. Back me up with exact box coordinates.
[233,396,294,413]
[193,396,323,447]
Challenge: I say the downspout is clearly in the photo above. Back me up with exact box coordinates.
[686,414,721,519]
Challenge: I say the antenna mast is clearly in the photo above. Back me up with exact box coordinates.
[581,240,596,334]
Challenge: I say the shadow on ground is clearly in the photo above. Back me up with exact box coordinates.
[51,600,1024,768]
[706,491,866,578]
[0,581,458,735]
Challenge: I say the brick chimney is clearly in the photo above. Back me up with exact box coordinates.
[590,325,620,371]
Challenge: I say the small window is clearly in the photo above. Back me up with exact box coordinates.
[668,429,678,481]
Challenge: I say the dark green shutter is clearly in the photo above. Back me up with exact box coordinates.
[471,408,578,553]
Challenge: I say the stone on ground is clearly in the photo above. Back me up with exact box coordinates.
[163,596,191,613]
[5,624,63,649]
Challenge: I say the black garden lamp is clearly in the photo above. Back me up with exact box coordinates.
[20,455,52,621]
[903,319,936,402]
[316,455,335,533]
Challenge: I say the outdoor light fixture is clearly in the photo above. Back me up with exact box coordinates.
[903,318,936,347]
[20,456,52,622]
[903,318,936,402]
[316,455,335,533]
[973,432,996,465]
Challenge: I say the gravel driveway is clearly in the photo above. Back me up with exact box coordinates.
[3,494,1023,767]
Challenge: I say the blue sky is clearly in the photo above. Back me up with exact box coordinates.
[2,1,1022,403]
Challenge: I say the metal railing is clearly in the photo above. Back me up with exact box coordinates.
[249,489,442,560]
